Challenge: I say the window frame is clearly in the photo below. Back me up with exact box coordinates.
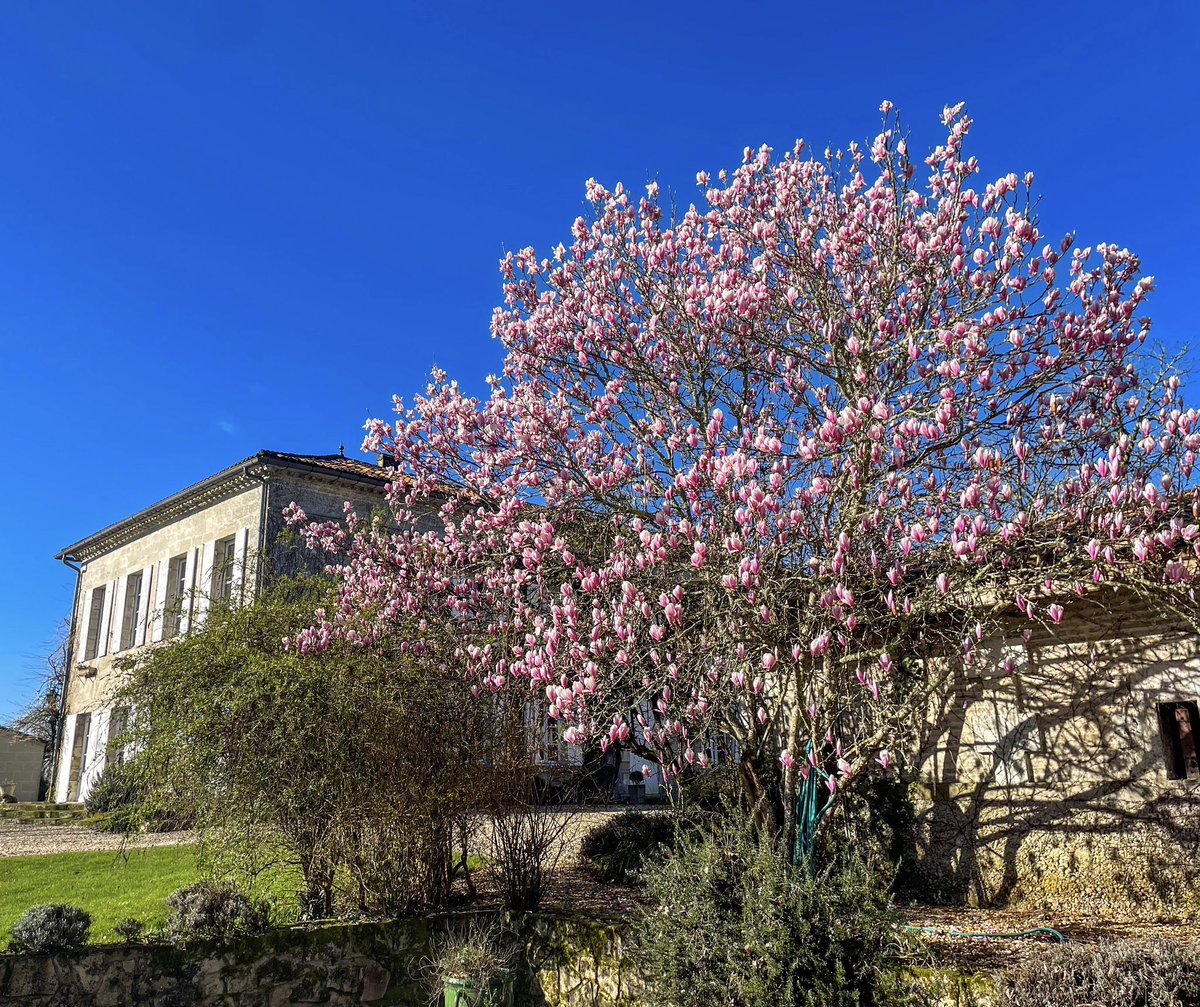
[211,534,237,605]
[1157,699,1200,782]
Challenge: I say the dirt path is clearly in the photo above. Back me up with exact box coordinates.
[0,822,195,858]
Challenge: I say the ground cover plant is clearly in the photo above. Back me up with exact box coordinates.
[7,904,92,953]
[636,806,920,1007]
[997,939,1200,1007]
[579,810,679,885]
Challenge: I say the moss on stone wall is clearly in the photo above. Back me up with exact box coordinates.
[0,911,996,1007]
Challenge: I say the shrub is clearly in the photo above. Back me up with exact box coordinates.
[165,881,270,941]
[678,762,741,812]
[997,939,1200,1006]
[488,803,574,911]
[8,904,92,953]
[113,918,145,943]
[636,808,912,1007]
[83,761,143,832]
[579,810,678,885]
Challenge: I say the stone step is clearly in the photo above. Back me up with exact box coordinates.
[0,802,88,822]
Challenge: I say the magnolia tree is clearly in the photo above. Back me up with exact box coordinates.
[292,103,1200,849]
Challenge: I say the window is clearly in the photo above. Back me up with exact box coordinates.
[163,554,188,639]
[119,571,143,651]
[106,706,131,767]
[211,535,237,604]
[83,586,107,661]
[1157,700,1200,782]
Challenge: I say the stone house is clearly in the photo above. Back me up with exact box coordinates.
[0,727,47,802]
[911,589,1200,913]
[52,449,581,805]
[51,451,404,803]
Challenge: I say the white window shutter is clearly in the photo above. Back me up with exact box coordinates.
[233,528,249,601]
[151,560,169,643]
[55,717,77,802]
[112,577,127,652]
[77,590,93,663]
[97,580,115,658]
[136,564,154,646]
[179,551,197,636]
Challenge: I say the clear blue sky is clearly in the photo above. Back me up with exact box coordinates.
[1,2,1198,719]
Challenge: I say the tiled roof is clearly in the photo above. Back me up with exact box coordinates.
[257,450,398,484]
[56,449,398,562]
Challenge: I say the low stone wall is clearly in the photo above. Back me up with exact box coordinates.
[0,910,991,1007]
[909,790,1200,915]
[0,911,648,1007]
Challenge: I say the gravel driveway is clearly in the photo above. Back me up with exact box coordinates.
[0,822,195,858]
[0,806,643,860]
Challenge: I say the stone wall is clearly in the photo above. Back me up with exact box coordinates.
[0,912,643,1007]
[0,730,46,803]
[911,592,1200,913]
[0,911,989,1007]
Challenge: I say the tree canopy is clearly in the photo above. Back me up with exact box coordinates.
[291,104,1200,842]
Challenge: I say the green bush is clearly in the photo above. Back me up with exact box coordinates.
[83,761,143,832]
[8,904,92,953]
[113,918,145,943]
[636,808,915,1007]
[579,811,678,885]
[165,881,269,941]
[678,762,741,812]
[84,760,193,834]
[997,939,1200,1006]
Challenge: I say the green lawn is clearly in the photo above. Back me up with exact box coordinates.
[0,844,203,944]
[0,844,488,946]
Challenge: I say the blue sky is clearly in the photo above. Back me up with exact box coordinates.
[1,1,1198,719]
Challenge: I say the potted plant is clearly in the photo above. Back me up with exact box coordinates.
[627,768,646,805]
[434,922,515,1007]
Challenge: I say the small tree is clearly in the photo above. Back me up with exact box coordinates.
[118,574,518,918]
[292,103,1200,858]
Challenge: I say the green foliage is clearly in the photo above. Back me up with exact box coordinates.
[579,810,678,885]
[636,807,918,1007]
[165,881,270,942]
[997,939,1200,1007]
[83,760,171,834]
[8,903,92,953]
[113,918,145,942]
[116,573,524,920]
[678,762,742,813]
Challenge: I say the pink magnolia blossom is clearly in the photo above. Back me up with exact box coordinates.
[290,103,1200,840]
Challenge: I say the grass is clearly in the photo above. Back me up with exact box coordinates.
[0,844,202,945]
[0,844,490,947]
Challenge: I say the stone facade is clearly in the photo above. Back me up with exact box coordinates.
[53,452,398,803]
[911,591,1200,913]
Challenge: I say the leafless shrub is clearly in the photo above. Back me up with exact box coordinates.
[488,800,576,911]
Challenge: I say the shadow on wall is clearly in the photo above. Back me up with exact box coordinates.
[906,592,1200,914]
